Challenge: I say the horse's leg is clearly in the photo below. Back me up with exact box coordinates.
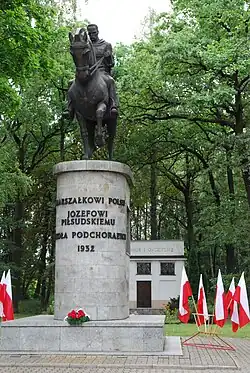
[107,118,117,161]
[95,102,106,147]
[75,111,90,159]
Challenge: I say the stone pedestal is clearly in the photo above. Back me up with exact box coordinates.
[0,160,166,354]
[53,161,133,321]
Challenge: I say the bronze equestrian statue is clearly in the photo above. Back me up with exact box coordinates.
[67,25,118,160]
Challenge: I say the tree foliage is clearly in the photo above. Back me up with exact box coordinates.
[115,0,250,287]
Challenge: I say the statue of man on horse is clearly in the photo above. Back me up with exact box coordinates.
[66,25,118,160]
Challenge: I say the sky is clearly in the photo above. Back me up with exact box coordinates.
[77,0,172,45]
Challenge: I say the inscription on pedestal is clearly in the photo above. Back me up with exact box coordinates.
[56,196,127,252]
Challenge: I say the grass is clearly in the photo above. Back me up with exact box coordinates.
[165,322,250,338]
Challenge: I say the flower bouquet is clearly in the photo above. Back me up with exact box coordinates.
[64,308,90,325]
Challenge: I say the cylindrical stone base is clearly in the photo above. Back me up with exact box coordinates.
[53,160,133,321]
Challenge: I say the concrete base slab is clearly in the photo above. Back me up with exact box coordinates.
[0,337,182,356]
[164,336,182,355]
[0,315,165,353]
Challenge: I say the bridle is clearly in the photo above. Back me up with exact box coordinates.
[70,42,104,77]
[75,57,104,75]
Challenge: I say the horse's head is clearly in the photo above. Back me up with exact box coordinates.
[69,28,95,82]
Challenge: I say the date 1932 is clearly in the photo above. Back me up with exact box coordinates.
[77,245,95,252]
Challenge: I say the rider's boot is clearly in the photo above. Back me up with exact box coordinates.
[105,74,118,117]
[109,86,118,117]
[110,100,118,117]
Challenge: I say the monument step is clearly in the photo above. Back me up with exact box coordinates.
[0,315,165,353]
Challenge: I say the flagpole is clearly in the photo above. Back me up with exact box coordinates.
[211,304,215,333]
[227,298,233,310]
[191,295,202,328]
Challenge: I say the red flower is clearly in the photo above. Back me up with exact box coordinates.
[68,310,77,319]
[77,309,85,318]
[65,308,89,325]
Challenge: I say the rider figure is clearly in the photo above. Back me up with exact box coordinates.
[87,24,114,75]
[87,24,118,116]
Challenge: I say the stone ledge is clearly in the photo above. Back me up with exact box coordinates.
[0,337,182,356]
[3,315,164,327]
[0,315,165,353]
[53,160,134,186]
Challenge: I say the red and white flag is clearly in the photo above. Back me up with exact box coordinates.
[228,278,239,332]
[197,274,209,326]
[178,266,193,323]
[214,269,227,327]
[233,272,250,328]
[2,270,14,321]
[0,271,6,317]
[226,277,235,316]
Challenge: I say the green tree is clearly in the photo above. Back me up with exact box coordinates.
[114,1,250,289]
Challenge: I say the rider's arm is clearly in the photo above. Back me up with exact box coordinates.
[104,43,115,68]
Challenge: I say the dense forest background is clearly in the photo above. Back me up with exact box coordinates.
[1,0,250,313]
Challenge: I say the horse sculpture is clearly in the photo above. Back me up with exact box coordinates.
[67,28,117,160]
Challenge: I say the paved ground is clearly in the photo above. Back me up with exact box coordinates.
[0,337,249,373]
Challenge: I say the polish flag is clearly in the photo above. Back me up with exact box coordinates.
[226,277,235,316]
[2,270,14,321]
[0,271,6,317]
[197,274,209,326]
[233,272,250,328]
[214,269,227,327]
[178,266,193,323]
[228,278,239,332]
[0,284,6,317]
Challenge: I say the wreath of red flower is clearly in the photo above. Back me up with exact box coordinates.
[65,308,90,325]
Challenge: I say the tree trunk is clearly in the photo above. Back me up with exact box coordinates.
[60,118,65,161]
[138,207,142,240]
[45,239,55,311]
[234,74,250,208]
[144,203,148,240]
[184,188,199,285]
[241,167,250,207]
[35,239,47,306]
[45,273,52,311]
[11,200,24,312]
[150,150,157,240]
[136,207,139,239]
[225,149,236,272]
[184,191,195,255]
[184,154,199,285]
